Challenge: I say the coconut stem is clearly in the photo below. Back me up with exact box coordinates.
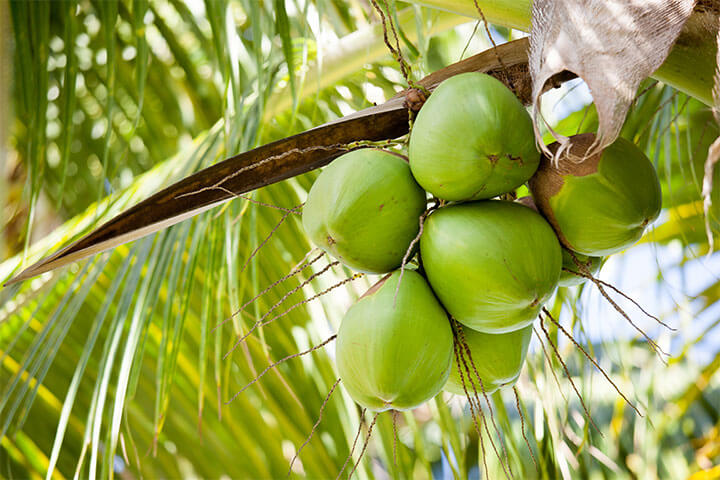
[288,377,342,477]
[542,308,643,417]
[512,386,539,474]
[538,313,603,436]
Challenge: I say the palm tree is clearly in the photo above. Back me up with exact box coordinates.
[1,1,719,478]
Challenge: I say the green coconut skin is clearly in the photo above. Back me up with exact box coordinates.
[302,149,427,273]
[420,201,562,333]
[445,325,532,395]
[408,72,540,201]
[711,166,720,232]
[532,136,662,256]
[336,270,453,412]
[558,250,603,287]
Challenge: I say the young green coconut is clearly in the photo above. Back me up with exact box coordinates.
[528,133,662,256]
[420,201,562,333]
[445,325,532,395]
[336,270,454,412]
[302,149,427,273]
[559,249,603,287]
[408,72,540,201]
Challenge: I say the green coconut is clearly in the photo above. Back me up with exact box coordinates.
[445,325,532,395]
[336,270,453,412]
[420,201,562,333]
[559,249,603,287]
[408,72,540,201]
[302,149,427,273]
[710,165,720,233]
[528,133,662,256]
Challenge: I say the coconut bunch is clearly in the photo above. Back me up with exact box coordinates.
[301,72,662,412]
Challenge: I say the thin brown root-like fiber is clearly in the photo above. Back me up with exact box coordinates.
[513,386,539,474]
[213,251,325,334]
[347,412,380,480]
[452,319,502,479]
[452,328,483,439]
[225,274,363,359]
[533,327,568,403]
[452,324,489,474]
[223,261,344,359]
[237,205,304,277]
[542,308,643,417]
[575,269,674,332]
[565,252,671,359]
[472,0,515,91]
[226,335,337,404]
[368,0,410,83]
[394,209,430,305]
[538,313,602,436]
[456,321,514,480]
[287,378,342,477]
[392,410,398,468]
[336,408,366,480]
[593,279,667,359]
[566,250,674,332]
[238,194,302,215]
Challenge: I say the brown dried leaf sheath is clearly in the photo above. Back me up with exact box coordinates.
[7,39,575,285]
[529,0,695,159]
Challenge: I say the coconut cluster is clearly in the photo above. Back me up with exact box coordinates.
[301,72,662,412]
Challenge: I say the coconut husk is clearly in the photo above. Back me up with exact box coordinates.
[527,133,601,248]
[529,0,695,162]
